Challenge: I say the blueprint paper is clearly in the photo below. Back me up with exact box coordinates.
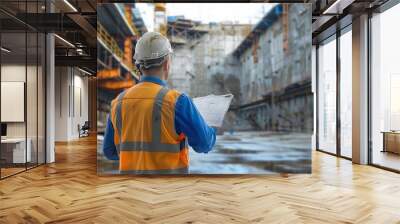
[193,94,234,127]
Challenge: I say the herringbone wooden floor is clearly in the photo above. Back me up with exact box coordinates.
[1,136,400,224]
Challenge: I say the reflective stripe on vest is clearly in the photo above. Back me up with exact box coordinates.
[116,141,181,153]
[151,87,169,143]
[114,90,127,155]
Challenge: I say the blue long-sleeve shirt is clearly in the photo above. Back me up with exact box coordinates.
[103,75,216,160]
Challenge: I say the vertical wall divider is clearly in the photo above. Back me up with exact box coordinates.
[44,0,48,165]
[73,68,75,118]
[336,24,341,157]
[80,88,82,117]
[36,0,39,167]
[25,0,28,171]
[0,24,2,179]
[315,44,319,150]
[44,33,47,164]
[60,68,62,117]
[367,10,373,165]
[69,85,71,117]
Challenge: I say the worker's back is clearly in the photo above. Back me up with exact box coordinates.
[110,81,189,174]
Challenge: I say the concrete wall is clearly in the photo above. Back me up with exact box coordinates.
[192,24,251,98]
[238,4,311,104]
[232,4,312,132]
[168,23,251,97]
[168,46,194,94]
[54,67,89,141]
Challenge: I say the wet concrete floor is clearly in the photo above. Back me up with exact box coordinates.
[97,131,311,175]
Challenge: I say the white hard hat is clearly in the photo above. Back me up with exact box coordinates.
[134,32,173,69]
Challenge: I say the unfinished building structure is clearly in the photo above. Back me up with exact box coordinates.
[167,17,251,96]
[231,4,313,132]
[168,4,313,132]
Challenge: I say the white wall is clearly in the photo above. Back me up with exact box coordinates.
[55,67,68,141]
[54,67,89,141]
[72,73,89,138]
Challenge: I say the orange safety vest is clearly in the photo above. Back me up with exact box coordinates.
[110,82,189,174]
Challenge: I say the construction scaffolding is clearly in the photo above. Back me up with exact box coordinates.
[97,3,146,133]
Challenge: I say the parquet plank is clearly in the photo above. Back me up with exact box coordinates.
[0,136,399,223]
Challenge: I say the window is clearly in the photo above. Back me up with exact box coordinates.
[0,1,46,179]
[370,3,400,171]
[340,28,352,158]
[317,36,337,154]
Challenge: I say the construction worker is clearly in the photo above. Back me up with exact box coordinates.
[102,32,216,174]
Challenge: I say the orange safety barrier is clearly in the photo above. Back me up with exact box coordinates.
[98,74,136,90]
[123,37,132,67]
[97,68,120,80]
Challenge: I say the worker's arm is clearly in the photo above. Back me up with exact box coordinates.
[102,115,119,160]
[175,94,216,153]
